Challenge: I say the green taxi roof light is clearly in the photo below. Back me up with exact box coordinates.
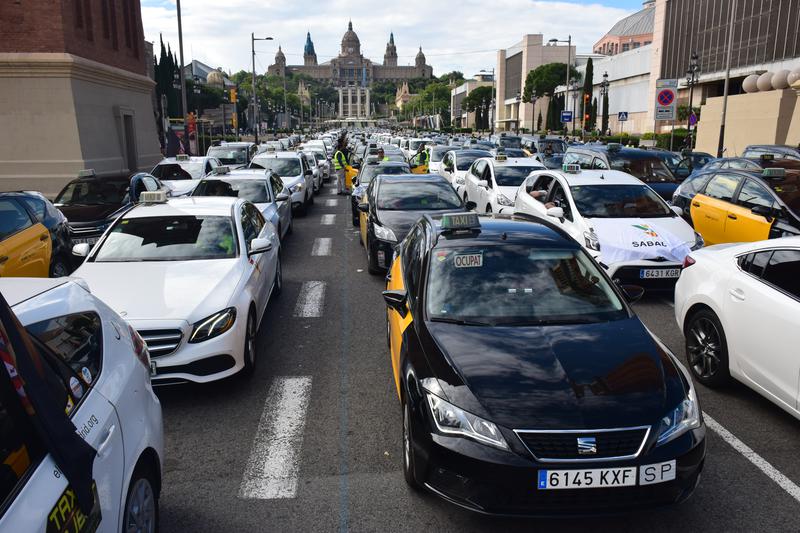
[562,163,581,174]
[176,154,189,161]
[440,213,481,231]
[762,167,785,178]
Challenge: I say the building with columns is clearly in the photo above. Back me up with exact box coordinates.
[267,21,433,118]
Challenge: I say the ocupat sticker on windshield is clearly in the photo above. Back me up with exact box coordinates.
[454,253,483,268]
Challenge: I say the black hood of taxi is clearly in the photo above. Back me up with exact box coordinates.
[377,208,465,241]
[424,317,686,430]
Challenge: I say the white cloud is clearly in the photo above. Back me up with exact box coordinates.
[141,0,632,77]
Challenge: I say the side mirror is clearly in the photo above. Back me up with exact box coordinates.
[545,206,565,219]
[304,169,313,177]
[465,201,477,211]
[619,284,645,304]
[751,205,774,219]
[670,205,684,217]
[72,243,91,257]
[382,290,408,318]
[275,193,290,202]
[249,237,272,256]
[357,202,369,213]
[477,180,489,189]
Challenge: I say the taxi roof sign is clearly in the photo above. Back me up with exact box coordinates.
[440,212,481,231]
[214,165,231,175]
[77,169,96,178]
[139,190,168,203]
[562,163,581,174]
[495,149,508,162]
[762,167,785,178]
[176,154,189,161]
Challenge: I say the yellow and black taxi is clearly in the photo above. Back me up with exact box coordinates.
[0,192,72,278]
[382,212,706,515]
[358,174,469,274]
[686,167,800,245]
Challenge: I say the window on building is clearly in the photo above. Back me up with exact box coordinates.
[633,42,641,49]
[74,0,83,28]
[83,0,93,41]
[622,43,630,52]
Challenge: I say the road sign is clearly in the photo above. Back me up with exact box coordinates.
[618,112,628,122]
[560,110,573,123]
[655,79,678,121]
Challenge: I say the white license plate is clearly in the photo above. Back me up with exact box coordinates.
[639,268,680,279]
[73,237,98,245]
[538,460,676,490]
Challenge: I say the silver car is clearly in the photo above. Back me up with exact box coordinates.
[249,151,314,215]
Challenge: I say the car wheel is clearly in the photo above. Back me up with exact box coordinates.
[486,204,492,214]
[685,309,730,387]
[123,464,159,533]
[366,235,381,275]
[50,255,70,278]
[309,190,315,206]
[272,256,282,298]
[242,310,257,376]
[402,400,424,491]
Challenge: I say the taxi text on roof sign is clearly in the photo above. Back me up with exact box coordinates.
[440,212,480,231]
[562,163,581,174]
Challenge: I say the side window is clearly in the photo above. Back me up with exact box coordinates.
[483,165,493,187]
[592,158,608,170]
[402,226,422,294]
[748,250,773,277]
[142,177,159,191]
[248,204,265,235]
[532,175,554,192]
[702,173,741,202]
[736,179,774,210]
[26,312,103,387]
[240,206,257,244]
[0,199,34,240]
[762,250,800,299]
[19,197,47,223]
[548,182,573,221]
[473,160,487,179]
[270,176,284,199]
[205,162,213,175]
[683,174,712,194]
[209,159,219,169]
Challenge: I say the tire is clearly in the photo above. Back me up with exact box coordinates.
[485,204,492,214]
[49,255,70,278]
[308,190,315,206]
[402,400,424,491]
[286,219,293,235]
[366,234,381,275]
[272,256,282,298]
[352,216,359,227]
[685,309,730,387]
[241,310,257,377]
[123,464,159,533]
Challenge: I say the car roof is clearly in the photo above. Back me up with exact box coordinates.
[216,169,271,178]
[376,174,448,183]
[574,146,661,160]
[482,157,543,167]
[426,214,581,249]
[158,156,207,164]
[123,197,240,219]
[0,278,72,307]
[538,168,642,185]
[253,151,300,159]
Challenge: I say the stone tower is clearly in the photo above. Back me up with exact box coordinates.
[341,20,361,57]
[303,32,317,66]
[274,46,286,76]
[384,32,398,67]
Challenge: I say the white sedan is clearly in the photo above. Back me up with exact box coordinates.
[0,277,163,532]
[439,149,492,200]
[72,195,281,384]
[515,166,702,288]
[675,237,800,419]
[463,155,544,214]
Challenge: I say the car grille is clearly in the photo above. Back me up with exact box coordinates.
[69,224,104,237]
[515,427,649,461]
[138,329,183,358]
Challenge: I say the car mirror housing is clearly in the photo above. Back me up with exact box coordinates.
[670,205,684,217]
[619,283,645,303]
[248,237,272,256]
[382,290,408,318]
[546,206,565,219]
[72,243,91,257]
[465,201,477,211]
[275,193,290,202]
[478,180,489,188]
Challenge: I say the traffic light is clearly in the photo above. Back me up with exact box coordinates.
[584,114,590,122]
[229,88,237,103]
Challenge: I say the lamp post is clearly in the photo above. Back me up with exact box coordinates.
[570,79,578,135]
[530,90,538,134]
[251,34,274,145]
[193,75,201,153]
[515,91,521,135]
[548,35,572,136]
[176,0,190,153]
[685,52,700,151]
[600,71,610,135]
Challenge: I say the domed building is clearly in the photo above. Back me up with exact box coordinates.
[268,21,433,118]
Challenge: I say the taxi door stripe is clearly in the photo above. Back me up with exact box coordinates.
[294,281,326,317]
[239,376,312,499]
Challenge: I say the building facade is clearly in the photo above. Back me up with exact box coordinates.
[451,74,494,129]
[268,22,433,118]
[0,0,161,195]
[593,1,654,56]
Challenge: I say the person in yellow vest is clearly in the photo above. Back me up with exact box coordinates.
[334,141,348,195]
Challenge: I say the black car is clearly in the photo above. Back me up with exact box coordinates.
[382,212,706,515]
[350,161,411,225]
[0,191,72,276]
[357,174,470,274]
[647,149,714,180]
[741,144,800,162]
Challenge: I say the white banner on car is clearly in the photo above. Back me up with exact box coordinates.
[589,218,692,265]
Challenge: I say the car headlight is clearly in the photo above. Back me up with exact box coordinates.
[690,231,704,251]
[290,183,304,193]
[189,307,237,343]
[655,384,701,446]
[497,193,514,206]
[373,223,397,242]
[584,229,601,251]
[427,393,508,450]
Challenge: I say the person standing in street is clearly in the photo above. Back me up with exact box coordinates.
[334,141,348,195]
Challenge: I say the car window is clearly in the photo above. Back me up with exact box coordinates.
[592,158,609,170]
[762,250,800,299]
[193,178,269,203]
[241,205,258,244]
[681,173,713,194]
[737,179,774,210]
[547,182,573,221]
[564,152,592,170]
[270,175,284,199]
[376,182,461,211]
[250,158,302,176]
[0,381,46,509]
[532,175,555,192]
[703,173,741,202]
[403,226,423,301]
[472,160,487,178]
[729,160,759,170]
[745,250,772,277]
[0,199,33,240]
[607,155,674,181]
[18,197,47,223]
[494,167,541,187]
[247,203,265,235]
[570,184,672,218]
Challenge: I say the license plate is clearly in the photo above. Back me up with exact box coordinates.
[149,360,157,377]
[73,237,98,245]
[538,460,676,490]
[639,268,680,279]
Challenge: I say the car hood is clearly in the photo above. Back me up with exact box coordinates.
[56,203,124,224]
[427,318,685,429]
[588,216,695,265]
[73,259,242,322]
[377,208,465,241]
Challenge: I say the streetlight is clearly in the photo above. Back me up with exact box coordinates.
[570,79,579,135]
[515,90,521,135]
[549,35,572,136]
[176,0,190,153]
[685,52,700,151]
[600,71,610,135]
[530,90,538,133]
[251,34,273,145]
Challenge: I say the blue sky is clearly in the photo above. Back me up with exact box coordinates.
[141,0,643,77]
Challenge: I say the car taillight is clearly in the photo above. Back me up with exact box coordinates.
[683,255,696,268]
[128,325,151,370]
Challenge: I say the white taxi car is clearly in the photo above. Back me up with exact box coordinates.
[675,237,800,418]
[150,154,222,196]
[0,277,163,532]
[250,151,314,215]
[439,149,492,200]
[515,165,702,289]
[464,153,544,214]
[71,194,281,384]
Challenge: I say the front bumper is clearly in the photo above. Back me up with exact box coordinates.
[605,260,683,291]
[416,423,705,516]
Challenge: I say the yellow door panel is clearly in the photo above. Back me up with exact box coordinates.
[722,203,772,243]
[0,223,51,278]
[386,257,413,399]
[690,194,729,246]
[359,205,368,248]
[411,164,429,174]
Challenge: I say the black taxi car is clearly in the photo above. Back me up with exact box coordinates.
[382,212,706,515]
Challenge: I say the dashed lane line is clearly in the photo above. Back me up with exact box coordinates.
[321,214,336,225]
[293,281,326,318]
[238,376,313,499]
[311,238,332,256]
[325,198,339,207]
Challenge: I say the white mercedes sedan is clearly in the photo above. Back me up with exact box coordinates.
[675,236,800,419]
[71,195,281,384]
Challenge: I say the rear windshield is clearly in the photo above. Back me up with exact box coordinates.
[54,180,128,205]
[250,158,301,176]
[456,152,492,171]
[207,147,248,165]
[94,216,236,261]
[494,167,540,187]
[608,155,675,182]
[430,146,456,162]
[192,178,269,203]
[359,165,410,183]
[377,182,461,211]
[497,137,522,149]
[151,162,204,180]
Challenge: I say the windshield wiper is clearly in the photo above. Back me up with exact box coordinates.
[497,317,598,326]
[429,317,493,327]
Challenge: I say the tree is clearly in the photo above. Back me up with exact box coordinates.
[537,111,543,132]
[523,63,580,104]
[462,86,494,130]
[438,71,465,85]
[581,58,593,120]
[590,97,598,131]
[601,91,609,133]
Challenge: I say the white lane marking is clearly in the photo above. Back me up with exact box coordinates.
[311,238,332,256]
[294,281,326,317]
[321,214,336,225]
[325,198,338,207]
[239,376,313,499]
[704,412,800,503]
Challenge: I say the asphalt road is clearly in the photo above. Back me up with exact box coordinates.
[155,181,800,532]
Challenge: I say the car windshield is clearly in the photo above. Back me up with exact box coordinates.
[494,167,540,187]
[54,180,128,205]
[542,155,564,169]
[250,158,301,176]
[767,176,800,214]
[456,153,491,170]
[151,162,205,180]
[207,147,248,165]
[497,137,522,148]
[359,165,409,184]
[430,147,456,162]
[538,140,567,154]
[426,246,626,325]
[94,216,236,262]
[570,184,673,218]
[377,182,461,211]
[192,178,269,203]
[409,140,425,150]
[607,154,675,181]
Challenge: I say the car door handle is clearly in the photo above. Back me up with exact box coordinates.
[727,214,738,220]
[97,424,116,457]
[692,202,700,208]
[729,288,746,301]
[40,233,49,242]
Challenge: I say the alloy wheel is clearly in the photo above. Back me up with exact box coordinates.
[687,317,721,379]
[125,478,156,533]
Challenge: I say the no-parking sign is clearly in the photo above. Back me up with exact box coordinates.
[655,79,678,121]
